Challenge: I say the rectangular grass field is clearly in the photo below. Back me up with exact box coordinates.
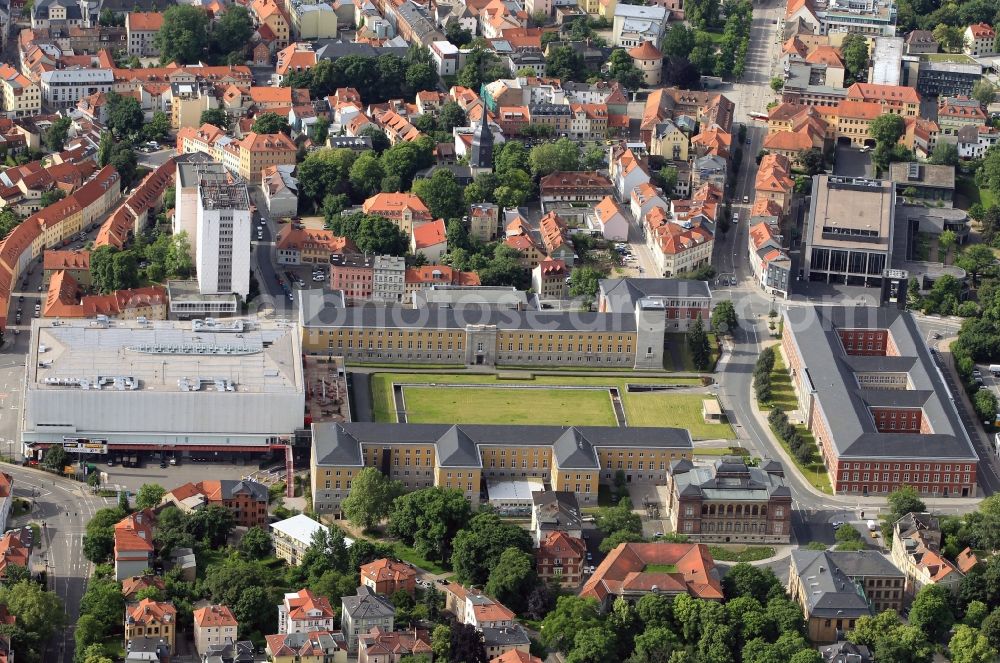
[400,386,618,426]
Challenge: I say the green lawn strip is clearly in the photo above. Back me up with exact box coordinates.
[332,522,451,575]
[401,386,617,426]
[694,447,742,456]
[707,545,776,562]
[623,392,736,439]
[645,563,678,572]
[345,362,467,370]
[760,349,833,494]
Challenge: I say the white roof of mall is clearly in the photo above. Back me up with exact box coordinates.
[28,317,302,394]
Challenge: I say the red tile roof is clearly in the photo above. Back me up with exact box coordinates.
[194,604,238,628]
[411,218,446,249]
[580,542,723,603]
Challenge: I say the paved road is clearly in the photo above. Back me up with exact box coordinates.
[6,465,105,663]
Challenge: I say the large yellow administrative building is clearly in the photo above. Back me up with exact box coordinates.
[311,422,694,515]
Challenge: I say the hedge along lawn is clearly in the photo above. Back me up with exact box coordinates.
[371,372,736,439]
[400,386,618,426]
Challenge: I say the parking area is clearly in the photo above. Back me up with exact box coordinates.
[96,457,290,493]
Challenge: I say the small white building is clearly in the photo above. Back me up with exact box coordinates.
[591,195,629,241]
[964,23,997,57]
[486,478,546,515]
[431,40,460,77]
[271,514,331,566]
[373,255,406,303]
[612,4,667,48]
[410,218,448,264]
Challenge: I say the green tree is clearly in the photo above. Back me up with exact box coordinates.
[929,142,960,166]
[341,467,404,531]
[840,34,870,82]
[234,585,275,637]
[529,137,580,177]
[451,512,533,586]
[569,266,602,300]
[0,580,65,662]
[485,547,537,613]
[981,609,1000,650]
[545,46,585,82]
[933,23,967,52]
[964,601,990,627]
[722,563,783,603]
[251,111,291,135]
[105,92,144,138]
[200,108,231,130]
[949,626,998,663]
[388,487,472,561]
[711,300,738,333]
[687,316,710,370]
[910,584,955,641]
[211,5,253,61]
[567,627,617,663]
[432,624,452,661]
[957,244,996,285]
[326,213,410,255]
[887,485,926,517]
[972,80,997,107]
[349,152,386,199]
[870,113,906,146]
[155,5,210,64]
[599,529,646,553]
[45,116,72,152]
[143,111,171,142]
[134,483,165,510]
[445,21,472,46]
[539,596,603,651]
[412,170,465,220]
[974,388,998,423]
[661,23,696,57]
[770,77,785,92]
[42,444,68,472]
[636,593,674,628]
[239,526,272,560]
[608,49,645,89]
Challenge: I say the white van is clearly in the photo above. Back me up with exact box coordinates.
[989,364,1000,377]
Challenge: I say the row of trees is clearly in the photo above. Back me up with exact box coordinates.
[154,5,254,65]
[753,346,775,403]
[89,230,192,293]
[894,0,999,40]
[283,47,438,105]
[538,563,820,663]
[767,408,814,465]
[688,317,712,371]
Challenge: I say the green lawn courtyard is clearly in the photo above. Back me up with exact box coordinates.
[370,372,736,439]
[401,386,617,426]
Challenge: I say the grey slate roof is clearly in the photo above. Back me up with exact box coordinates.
[670,456,790,501]
[531,490,581,529]
[313,422,693,470]
[784,306,978,461]
[299,297,638,333]
[791,550,880,618]
[342,586,395,619]
[598,278,712,314]
[313,41,410,61]
[481,625,530,647]
[222,479,268,502]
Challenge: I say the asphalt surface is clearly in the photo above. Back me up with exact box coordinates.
[6,464,105,663]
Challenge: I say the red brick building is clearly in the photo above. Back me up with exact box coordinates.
[597,277,713,333]
[163,480,269,527]
[536,531,587,586]
[782,306,978,498]
[330,254,375,302]
[360,558,418,596]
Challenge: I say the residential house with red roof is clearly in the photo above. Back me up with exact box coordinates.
[538,211,575,262]
[404,265,481,296]
[121,575,166,601]
[591,196,628,241]
[644,206,714,278]
[937,96,987,135]
[491,650,543,663]
[964,23,996,57]
[266,630,348,663]
[754,154,794,216]
[162,479,269,527]
[441,583,515,628]
[43,271,168,320]
[361,559,418,597]
[410,218,447,264]
[125,599,177,652]
[276,43,318,83]
[194,604,238,657]
[580,542,723,609]
[537,530,587,586]
[276,225,355,265]
[279,589,337,635]
[125,12,164,57]
[251,0,292,48]
[359,626,432,663]
[748,220,791,298]
[0,64,41,118]
[531,258,568,300]
[846,83,920,116]
[362,192,433,234]
[890,513,964,596]
[0,525,30,579]
[539,171,614,210]
[114,509,155,580]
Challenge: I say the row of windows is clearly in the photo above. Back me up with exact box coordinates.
[843,472,972,483]
[842,462,972,471]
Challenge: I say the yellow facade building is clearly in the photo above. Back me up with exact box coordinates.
[311,422,693,515]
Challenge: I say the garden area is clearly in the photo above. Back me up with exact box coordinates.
[371,372,735,439]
